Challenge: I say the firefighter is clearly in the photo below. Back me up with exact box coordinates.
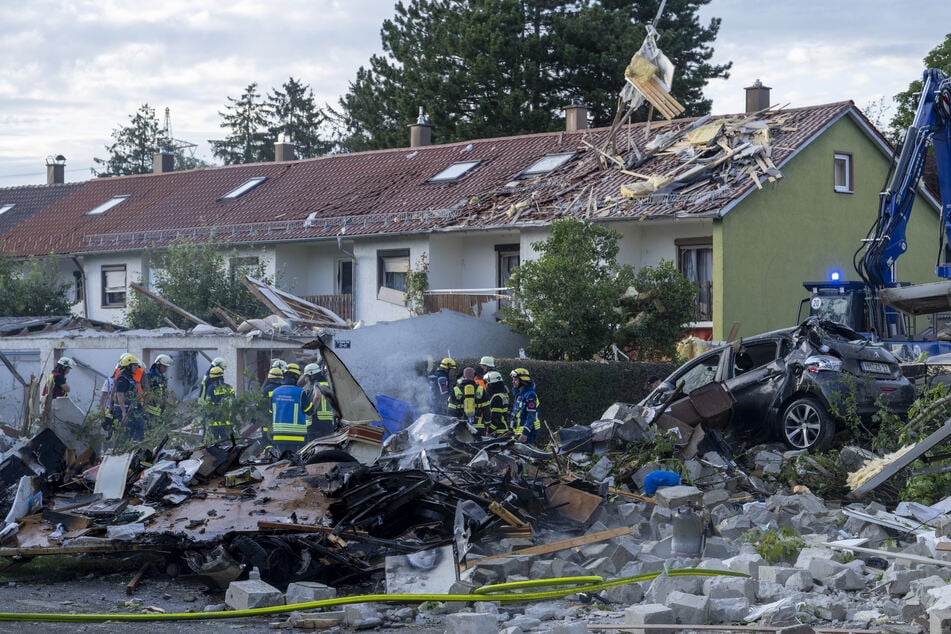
[269,370,313,456]
[428,357,456,415]
[303,363,337,438]
[510,367,541,444]
[44,357,74,399]
[259,366,284,444]
[283,363,302,386]
[144,354,173,426]
[116,355,146,442]
[449,366,488,431]
[199,357,226,400]
[483,370,510,436]
[202,366,235,442]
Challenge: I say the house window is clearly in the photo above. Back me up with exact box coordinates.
[515,152,576,180]
[676,239,713,321]
[497,244,520,312]
[834,152,853,193]
[86,195,130,216]
[0,204,14,215]
[377,249,410,303]
[101,265,127,308]
[337,259,353,295]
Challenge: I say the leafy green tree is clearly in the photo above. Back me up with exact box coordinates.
[614,258,697,360]
[887,35,951,144]
[126,241,272,329]
[267,77,333,158]
[209,83,273,164]
[0,253,72,316]
[335,0,730,151]
[503,219,635,360]
[92,104,169,177]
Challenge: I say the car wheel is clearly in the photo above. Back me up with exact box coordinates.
[781,397,834,451]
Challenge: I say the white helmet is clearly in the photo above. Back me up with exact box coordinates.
[485,370,503,384]
[57,356,75,369]
[271,359,288,372]
[212,357,227,368]
[154,354,173,367]
[303,363,322,376]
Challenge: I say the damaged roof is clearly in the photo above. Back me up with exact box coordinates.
[0,102,862,257]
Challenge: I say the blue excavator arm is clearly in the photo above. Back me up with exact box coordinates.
[855,68,951,335]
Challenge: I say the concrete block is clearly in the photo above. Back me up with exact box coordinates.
[631,463,661,490]
[759,566,799,585]
[911,575,948,606]
[524,604,561,621]
[702,536,737,559]
[723,552,765,579]
[504,615,541,631]
[473,556,528,579]
[902,596,924,622]
[224,574,283,610]
[618,502,649,524]
[645,572,701,602]
[664,590,709,624]
[702,488,730,508]
[603,580,644,605]
[641,537,672,558]
[851,609,883,627]
[931,608,951,634]
[582,556,617,577]
[702,576,755,601]
[756,580,786,602]
[343,603,382,627]
[806,595,846,621]
[715,514,754,539]
[776,626,817,634]
[710,597,750,623]
[285,581,336,605]
[445,612,499,634]
[830,566,866,590]
[625,603,674,634]
[654,485,703,509]
[784,570,813,591]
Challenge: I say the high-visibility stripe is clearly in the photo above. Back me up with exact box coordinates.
[273,435,306,442]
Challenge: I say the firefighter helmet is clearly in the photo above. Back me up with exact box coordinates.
[271,359,288,372]
[154,354,173,367]
[511,368,531,382]
[304,363,322,376]
[439,358,456,370]
[485,370,503,384]
[57,356,75,369]
[285,362,301,376]
[209,366,225,378]
[267,367,283,380]
[121,355,141,367]
[212,357,227,368]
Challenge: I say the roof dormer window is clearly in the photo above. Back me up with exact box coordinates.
[86,195,130,216]
[428,160,481,183]
[515,152,576,179]
[221,177,267,200]
[0,204,14,216]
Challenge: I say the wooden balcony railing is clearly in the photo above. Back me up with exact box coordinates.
[301,294,353,322]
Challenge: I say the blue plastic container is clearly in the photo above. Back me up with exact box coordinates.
[374,394,418,439]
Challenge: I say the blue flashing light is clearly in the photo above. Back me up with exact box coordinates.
[829,270,841,282]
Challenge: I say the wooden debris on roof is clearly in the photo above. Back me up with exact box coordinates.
[620,111,786,200]
[623,52,685,121]
[242,276,350,329]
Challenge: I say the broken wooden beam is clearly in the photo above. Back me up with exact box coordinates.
[461,526,631,570]
[130,282,210,326]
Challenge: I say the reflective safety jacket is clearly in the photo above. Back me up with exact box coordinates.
[449,379,487,427]
[144,366,169,418]
[485,391,510,436]
[428,369,452,415]
[270,384,313,446]
[202,377,235,429]
[511,380,541,443]
[306,380,336,438]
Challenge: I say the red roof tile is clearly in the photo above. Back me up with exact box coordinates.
[0,102,855,256]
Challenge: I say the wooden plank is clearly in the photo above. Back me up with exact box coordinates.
[818,540,951,568]
[461,526,631,570]
[0,351,27,386]
[851,420,951,497]
[130,282,210,326]
[126,561,150,595]
[608,487,655,504]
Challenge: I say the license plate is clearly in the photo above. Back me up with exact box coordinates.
[861,361,890,374]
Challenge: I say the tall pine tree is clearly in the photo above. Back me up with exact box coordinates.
[93,103,170,176]
[267,77,333,158]
[335,0,730,151]
[209,83,273,164]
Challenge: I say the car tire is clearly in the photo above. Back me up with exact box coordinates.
[780,396,834,451]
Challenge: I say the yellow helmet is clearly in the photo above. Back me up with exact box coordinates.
[285,362,301,376]
[209,366,225,378]
[439,358,456,370]
[121,354,141,367]
[511,367,530,382]
[267,367,283,380]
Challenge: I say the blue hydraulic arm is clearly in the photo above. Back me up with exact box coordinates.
[858,68,951,288]
[855,68,951,334]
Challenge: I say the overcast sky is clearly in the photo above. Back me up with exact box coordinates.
[1,1,949,187]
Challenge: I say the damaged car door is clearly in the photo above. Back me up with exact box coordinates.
[721,338,789,443]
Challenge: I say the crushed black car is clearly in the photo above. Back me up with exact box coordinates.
[640,317,915,452]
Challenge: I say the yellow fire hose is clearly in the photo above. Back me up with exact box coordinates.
[0,568,747,623]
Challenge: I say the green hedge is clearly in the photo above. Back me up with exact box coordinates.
[458,359,678,435]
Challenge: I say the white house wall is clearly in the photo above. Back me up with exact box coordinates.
[352,236,429,325]
[81,254,145,325]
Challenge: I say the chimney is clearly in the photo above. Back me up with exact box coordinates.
[564,97,589,132]
[409,106,432,148]
[153,148,174,173]
[274,134,297,162]
[46,154,66,185]
[745,79,771,113]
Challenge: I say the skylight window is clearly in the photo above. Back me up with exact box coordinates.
[515,152,576,179]
[428,160,481,183]
[221,177,267,200]
[0,204,14,216]
[86,195,130,216]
